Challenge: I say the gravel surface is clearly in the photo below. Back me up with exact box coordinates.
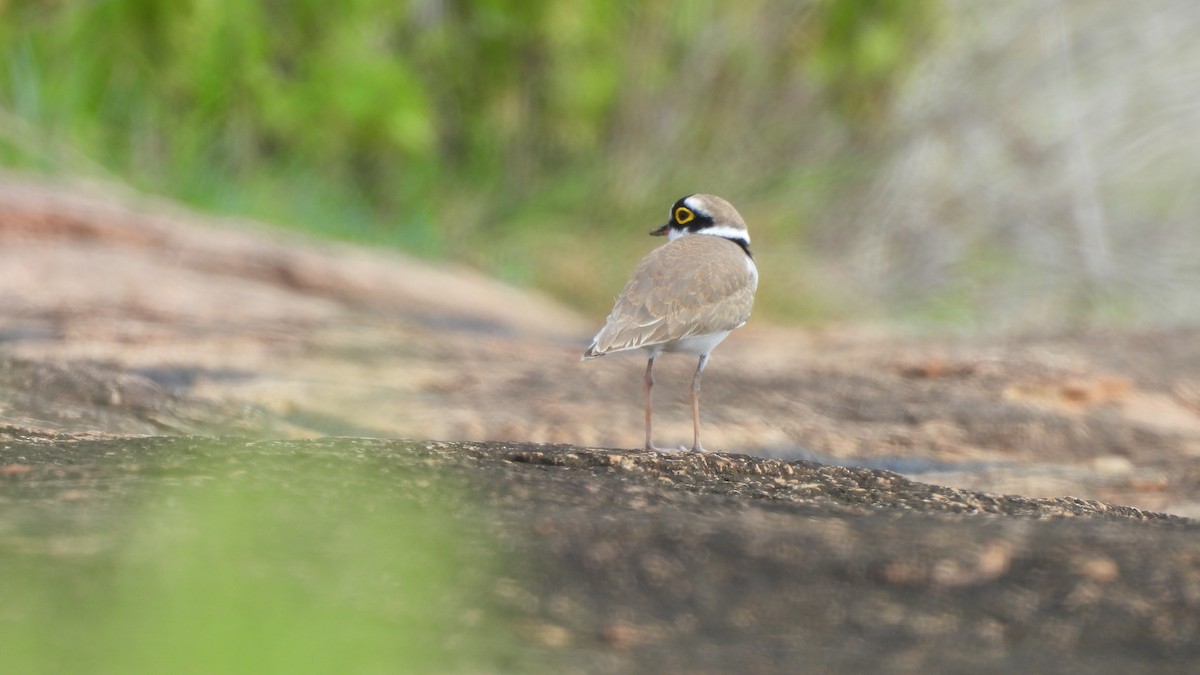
[2,434,1197,673]
[4,177,1200,672]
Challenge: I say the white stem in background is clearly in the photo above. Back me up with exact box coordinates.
[1055,1,1114,283]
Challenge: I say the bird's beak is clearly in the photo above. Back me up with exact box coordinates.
[650,223,669,236]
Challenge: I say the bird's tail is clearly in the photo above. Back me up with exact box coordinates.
[581,342,604,361]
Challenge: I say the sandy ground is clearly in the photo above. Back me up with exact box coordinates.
[1,435,1196,673]
[2,173,1200,519]
[6,175,1200,672]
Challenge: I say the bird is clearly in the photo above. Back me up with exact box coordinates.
[582,194,758,452]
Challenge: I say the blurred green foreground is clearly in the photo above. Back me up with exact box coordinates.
[0,440,523,674]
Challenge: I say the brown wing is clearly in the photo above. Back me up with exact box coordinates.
[585,235,757,356]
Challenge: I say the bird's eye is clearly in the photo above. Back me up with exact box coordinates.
[674,207,695,225]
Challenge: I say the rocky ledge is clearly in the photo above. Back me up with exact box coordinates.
[2,433,1197,674]
[4,180,1200,672]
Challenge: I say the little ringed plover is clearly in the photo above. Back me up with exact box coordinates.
[582,194,758,452]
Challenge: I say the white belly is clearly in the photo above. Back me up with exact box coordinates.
[644,330,733,357]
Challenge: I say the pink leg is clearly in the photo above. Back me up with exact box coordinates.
[643,357,657,451]
[690,354,709,452]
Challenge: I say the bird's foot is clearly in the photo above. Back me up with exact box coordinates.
[680,444,706,453]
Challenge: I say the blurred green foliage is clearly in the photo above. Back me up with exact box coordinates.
[811,0,942,129]
[0,442,524,674]
[0,0,939,323]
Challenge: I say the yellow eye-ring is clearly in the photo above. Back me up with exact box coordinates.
[674,207,695,225]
